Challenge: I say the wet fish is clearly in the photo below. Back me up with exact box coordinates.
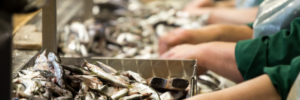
[83,61,129,87]
[111,88,128,100]
[121,93,152,100]
[13,79,38,97]
[74,94,85,100]
[132,83,161,100]
[15,84,27,98]
[54,89,73,100]
[33,50,51,71]
[71,75,103,90]
[48,52,66,88]
[88,84,112,99]
[96,61,118,74]
[61,65,91,75]
[35,70,56,79]
[122,71,147,84]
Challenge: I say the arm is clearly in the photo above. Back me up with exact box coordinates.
[186,7,258,25]
[160,42,243,83]
[187,74,281,100]
[184,0,235,11]
[159,24,252,54]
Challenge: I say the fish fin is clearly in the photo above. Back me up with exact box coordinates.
[42,49,47,55]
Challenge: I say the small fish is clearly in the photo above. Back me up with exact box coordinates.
[35,70,56,79]
[122,71,147,84]
[82,61,129,88]
[61,65,91,75]
[48,52,66,88]
[54,89,72,100]
[111,88,128,100]
[74,94,85,100]
[71,75,103,89]
[33,50,51,71]
[132,83,161,100]
[120,93,152,100]
[96,61,118,74]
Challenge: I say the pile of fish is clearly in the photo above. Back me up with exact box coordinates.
[59,0,206,58]
[12,51,192,100]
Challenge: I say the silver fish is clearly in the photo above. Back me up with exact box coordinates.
[48,52,66,88]
[83,61,129,87]
[96,61,118,74]
[123,71,147,84]
[121,93,152,100]
[33,50,51,71]
[111,88,128,100]
[71,75,103,89]
[132,83,161,100]
[61,65,91,75]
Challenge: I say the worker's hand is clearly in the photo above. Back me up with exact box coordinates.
[184,0,214,10]
[158,28,195,55]
[158,25,223,55]
[160,44,208,75]
[184,0,214,14]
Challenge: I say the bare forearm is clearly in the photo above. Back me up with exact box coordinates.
[208,7,258,24]
[197,42,243,82]
[189,24,252,44]
[214,0,235,8]
[187,74,281,100]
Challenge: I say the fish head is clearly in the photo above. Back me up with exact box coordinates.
[48,52,60,63]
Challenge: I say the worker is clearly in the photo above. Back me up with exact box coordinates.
[183,0,263,24]
[160,0,300,99]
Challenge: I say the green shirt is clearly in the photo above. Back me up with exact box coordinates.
[236,18,300,100]
[247,23,254,28]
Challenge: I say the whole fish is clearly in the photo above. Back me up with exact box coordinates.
[132,83,161,100]
[82,61,129,87]
[88,85,112,100]
[54,89,72,100]
[122,71,147,84]
[111,88,128,100]
[121,93,152,100]
[71,75,103,90]
[61,65,91,75]
[96,61,118,74]
[48,52,66,88]
[33,50,51,71]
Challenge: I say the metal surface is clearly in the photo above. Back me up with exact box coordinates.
[84,0,94,20]
[42,0,57,54]
[12,50,38,73]
[190,65,198,96]
[61,57,197,83]
[13,57,198,91]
